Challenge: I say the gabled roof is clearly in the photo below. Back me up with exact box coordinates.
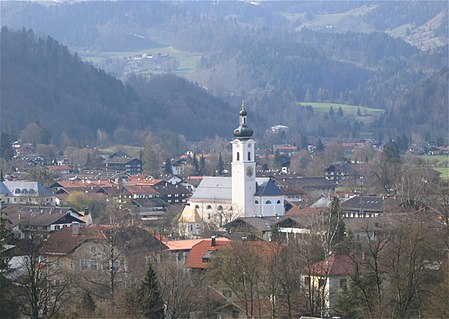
[255,178,283,196]
[225,216,280,232]
[190,177,232,201]
[41,225,167,256]
[184,238,231,269]
[3,181,54,197]
[7,210,85,228]
[179,206,202,223]
[165,239,205,251]
[308,255,356,276]
[341,196,383,211]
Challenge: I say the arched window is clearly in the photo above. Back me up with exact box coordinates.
[195,205,200,209]
[236,152,240,161]
[276,200,281,204]
[206,205,212,210]
[217,205,223,211]
[248,152,251,161]
[255,200,259,204]
[265,200,272,204]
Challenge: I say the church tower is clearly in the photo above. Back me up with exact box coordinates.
[232,100,256,217]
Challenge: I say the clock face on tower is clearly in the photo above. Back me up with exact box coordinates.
[246,166,253,177]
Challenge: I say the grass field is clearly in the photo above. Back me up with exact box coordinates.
[297,102,385,117]
[100,145,142,159]
[83,45,203,76]
[434,167,449,179]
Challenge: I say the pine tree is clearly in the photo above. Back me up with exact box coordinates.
[139,263,165,319]
[192,155,199,176]
[216,152,224,175]
[164,158,173,175]
[199,154,206,176]
[316,138,324,152]
[82,290,96,313]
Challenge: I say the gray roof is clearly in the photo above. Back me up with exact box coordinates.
[255,178,283,196]
[3,181,54,197]
[0,182,12,196]
[7,210,85,228]
[190,177,232,201]
[226,216,281,231]
[341,196,383,212]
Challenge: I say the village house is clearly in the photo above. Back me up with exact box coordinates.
[103,157,142,174]
[6,207,88,239]
[0,180,55,205]
[41,224,167,299]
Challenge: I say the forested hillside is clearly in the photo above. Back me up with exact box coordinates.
[1,1,447,145]
[0,28,235,142]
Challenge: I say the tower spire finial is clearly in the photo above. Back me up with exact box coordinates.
[241,98,245,112]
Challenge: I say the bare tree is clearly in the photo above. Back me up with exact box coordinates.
[17,234,70,319]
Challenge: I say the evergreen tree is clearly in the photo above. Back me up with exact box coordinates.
[199,154,206,176]
[357,107,362,116]
[337,107,344,117]
[164,157,173,175]
[192,155,199,175]
[82,290,96,313]
[0,132,15,161]
[316,138,325,152]
[300,133,308,150]
[329,106,335,118]
[139,263,165,319]
[216,152,224,176]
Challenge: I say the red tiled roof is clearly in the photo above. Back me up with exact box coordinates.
[184,238,231,269]
[57,180,115,188]
[165,239,205,251]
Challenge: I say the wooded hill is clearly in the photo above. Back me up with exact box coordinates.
[1,0,448,145]
[0,28,235,142]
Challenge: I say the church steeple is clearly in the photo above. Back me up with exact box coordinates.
[233,99,253,140]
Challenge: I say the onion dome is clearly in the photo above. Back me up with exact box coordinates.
[233,99,253,140]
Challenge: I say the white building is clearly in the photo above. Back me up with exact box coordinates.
[179,101,285,236]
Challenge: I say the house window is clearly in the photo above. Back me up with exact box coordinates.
[81,259,89,270]
[340,278,347,289]
[91,246,97,254]
[304,276,311,286]
[90,260,98,270]
[318,279,325,288]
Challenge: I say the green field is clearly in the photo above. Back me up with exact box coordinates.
[100,145,142,159]
[297,102,385,116]
[83,45,203,76]
[434,167,449,179]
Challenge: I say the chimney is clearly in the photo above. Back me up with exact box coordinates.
[71,222,80,235]
[211,235,216,247]
[84,207,89,215]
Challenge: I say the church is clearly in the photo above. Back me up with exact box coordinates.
[179,101,285,237]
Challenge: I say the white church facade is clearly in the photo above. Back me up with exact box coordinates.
[179,101,285,237]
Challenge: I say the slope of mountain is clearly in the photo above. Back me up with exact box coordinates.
[0,28,235,142]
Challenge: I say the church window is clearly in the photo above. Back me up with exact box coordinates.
[195,205,199,209]
[236,152,240,161]
[206,205,212,209]
[265,200,272,204]
[276,200,281,204]
[255,200,259,204]
[248,152,251,161]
